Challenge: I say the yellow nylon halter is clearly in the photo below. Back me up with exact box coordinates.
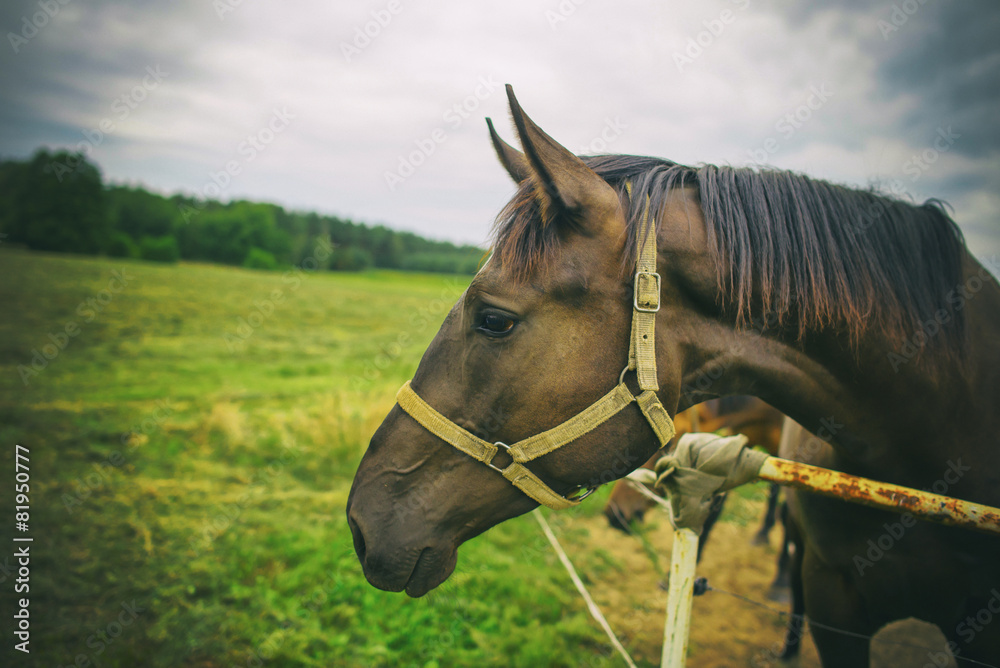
[394,184,675,509]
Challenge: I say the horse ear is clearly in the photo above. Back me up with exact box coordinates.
[486,117,531,183]
[505,85,620,233]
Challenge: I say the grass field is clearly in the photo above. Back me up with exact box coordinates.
[0,249,644,668]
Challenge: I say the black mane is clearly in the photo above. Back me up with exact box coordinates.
[491,154,968,360]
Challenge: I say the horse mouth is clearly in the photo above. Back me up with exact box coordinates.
[349,512,458,596]
[347,498,458,598]
[403,546,458,597]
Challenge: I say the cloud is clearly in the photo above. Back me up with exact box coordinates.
[0,0,995,258]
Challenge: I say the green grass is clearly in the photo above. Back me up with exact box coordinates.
[0,249,630,667]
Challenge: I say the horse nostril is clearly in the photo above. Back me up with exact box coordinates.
[348,512,367,564]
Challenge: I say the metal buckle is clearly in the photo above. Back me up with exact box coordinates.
[565,485,598,503]
[633,271,661,313]
[486,441,511,473]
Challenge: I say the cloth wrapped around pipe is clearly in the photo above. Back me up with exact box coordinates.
[633,433,770,534]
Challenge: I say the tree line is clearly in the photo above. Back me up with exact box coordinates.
[0,149,485,274]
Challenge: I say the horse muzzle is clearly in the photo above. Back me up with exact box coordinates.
[346,489,458,597]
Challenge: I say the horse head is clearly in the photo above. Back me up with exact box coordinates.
[346,86,693,596]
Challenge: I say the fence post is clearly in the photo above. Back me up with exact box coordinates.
[661,527,699,668]
[624,473,704,668]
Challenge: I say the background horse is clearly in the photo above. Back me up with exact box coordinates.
[347,87,1000,666]
[603,396,791,599]
[603,396,784,545]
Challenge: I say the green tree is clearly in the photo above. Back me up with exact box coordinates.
[242,247,278,270]
[0,149,109,254]
[107,186,182,240]
[370,226,404,268]
[138,235,180,263]
[331,245,373,271]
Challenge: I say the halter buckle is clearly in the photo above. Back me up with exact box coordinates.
[486,441,511,473]
[633,271,661,313]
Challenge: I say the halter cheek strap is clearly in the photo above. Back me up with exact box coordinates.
[394,185,675,509]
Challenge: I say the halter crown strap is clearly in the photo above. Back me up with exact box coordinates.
[393,181,674,509]
[626,182,660,391]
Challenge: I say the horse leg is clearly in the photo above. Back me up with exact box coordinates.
[779,506,804,660]
[696,492,727,563]
[767,501,791,604]
[603,497,633,534]
[753,482,781,545]
[799,545,875,667]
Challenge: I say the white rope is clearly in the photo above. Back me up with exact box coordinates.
[624,477,675,517]
[532,508,638,668]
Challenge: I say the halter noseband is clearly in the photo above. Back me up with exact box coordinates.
[394,187,676,509]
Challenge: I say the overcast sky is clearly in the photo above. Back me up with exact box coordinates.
[1,0,997,263]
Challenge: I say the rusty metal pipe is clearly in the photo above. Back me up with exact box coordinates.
[757,457,1000,536]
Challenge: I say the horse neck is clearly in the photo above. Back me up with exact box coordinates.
[664,219,1000,484]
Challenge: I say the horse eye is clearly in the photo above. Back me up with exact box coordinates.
[479,313,516,336]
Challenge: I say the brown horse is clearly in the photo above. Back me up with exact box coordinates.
[347,87,1000,666]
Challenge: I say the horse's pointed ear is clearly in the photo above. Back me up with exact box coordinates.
[505,85,620,233]
[486,117,530,183]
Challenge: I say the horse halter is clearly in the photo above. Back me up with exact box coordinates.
[394,188,676,509]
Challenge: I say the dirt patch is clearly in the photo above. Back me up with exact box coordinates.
[572,496,959,667]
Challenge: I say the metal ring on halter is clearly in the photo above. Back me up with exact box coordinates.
[619,365,630,385]
[486,441,511,473]
[487,439,597,503]
[566,485,598,502]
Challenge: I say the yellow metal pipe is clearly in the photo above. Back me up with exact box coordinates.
[757,457,1000,536]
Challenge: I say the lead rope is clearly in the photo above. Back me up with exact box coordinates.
[533,509,638,668]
